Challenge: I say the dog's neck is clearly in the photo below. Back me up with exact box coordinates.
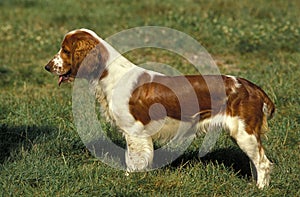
[90,41,137,122]
[100,55,136,99]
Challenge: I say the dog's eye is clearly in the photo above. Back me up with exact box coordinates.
[63,48,70,55]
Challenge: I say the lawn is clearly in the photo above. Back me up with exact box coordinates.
[0,0,299,196]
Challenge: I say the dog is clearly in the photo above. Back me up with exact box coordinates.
[45,28,275,188]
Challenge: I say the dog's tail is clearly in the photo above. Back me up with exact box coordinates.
[262,92,275,120]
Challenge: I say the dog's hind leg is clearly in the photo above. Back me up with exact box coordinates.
[229,119,272,189]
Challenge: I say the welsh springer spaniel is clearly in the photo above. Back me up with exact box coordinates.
[45,28,275,189]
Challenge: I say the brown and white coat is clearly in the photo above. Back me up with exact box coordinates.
[45,29,275,189]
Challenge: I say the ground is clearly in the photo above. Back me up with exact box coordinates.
[0,0,299,196]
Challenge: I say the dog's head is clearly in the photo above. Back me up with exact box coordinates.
[45,29,108,85]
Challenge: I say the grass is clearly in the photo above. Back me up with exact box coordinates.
[0,0,299,196]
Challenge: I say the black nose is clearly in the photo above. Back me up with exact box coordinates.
[45,64,51,71]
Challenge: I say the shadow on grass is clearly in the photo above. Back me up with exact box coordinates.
[86,138,126,169]
[170,147,252,179]
[0,123,253,180]
[0,124,55,164]
[86,137,252,179]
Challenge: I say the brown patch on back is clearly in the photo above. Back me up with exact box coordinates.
[129,74,229,125]
[129,74,275,137]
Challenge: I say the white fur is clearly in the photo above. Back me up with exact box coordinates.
[232,120,272,189]
[52,52,64,74]
[53,51,63,68]
[50,29,273,188]
[226,75,242,93]
[89,32,272,188]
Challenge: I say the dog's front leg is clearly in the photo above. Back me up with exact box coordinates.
[125,134,154,172]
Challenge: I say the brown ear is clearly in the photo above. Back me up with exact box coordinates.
[72,40,109,81]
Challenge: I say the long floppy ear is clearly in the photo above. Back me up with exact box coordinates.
[73,40,109,81]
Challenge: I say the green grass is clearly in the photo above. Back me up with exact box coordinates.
[1,0,300,196]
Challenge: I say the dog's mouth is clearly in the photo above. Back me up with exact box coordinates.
[58,69,72,86]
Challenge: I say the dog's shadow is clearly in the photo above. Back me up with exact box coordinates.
[87,136,252,179]
[168,147,253,179]
[0,123,253,180]
[0,124,55,164]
